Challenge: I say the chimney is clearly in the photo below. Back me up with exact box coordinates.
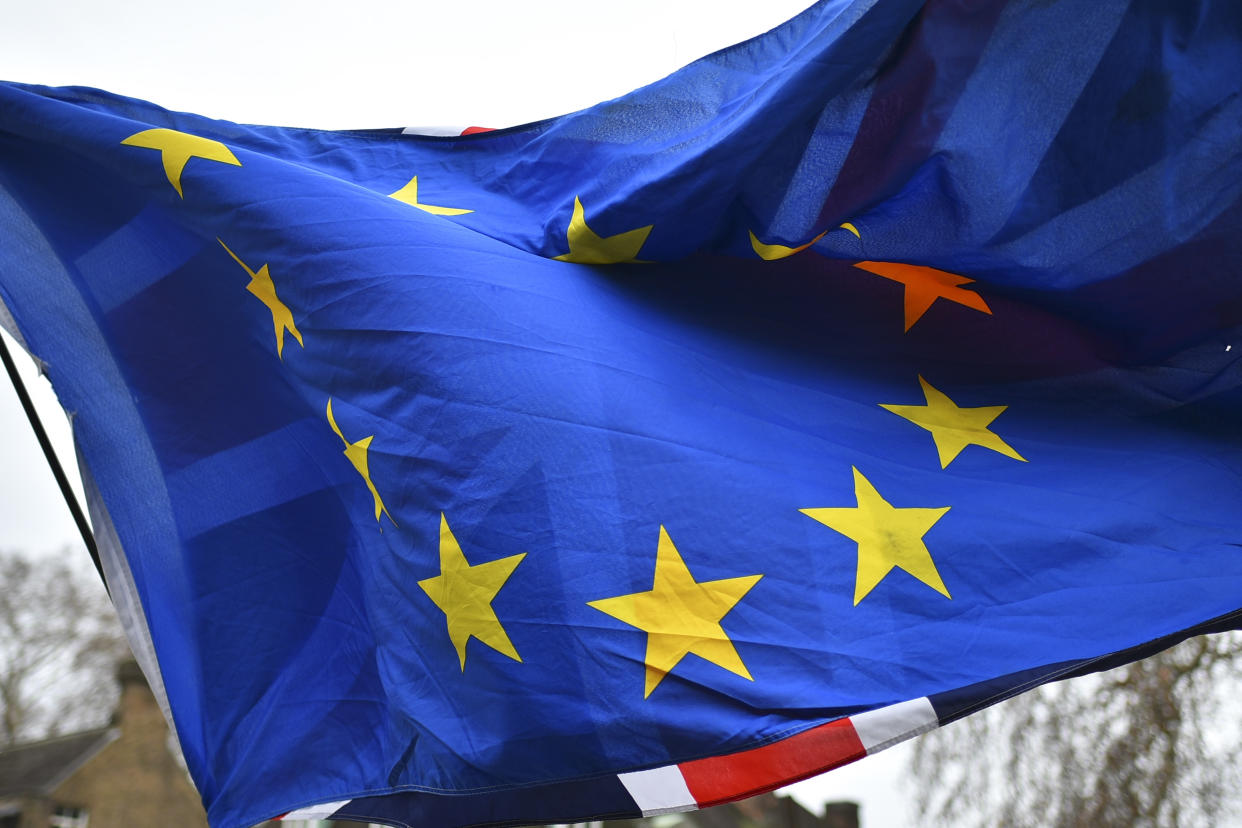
[112,659,161,729]
[822,801,860,828]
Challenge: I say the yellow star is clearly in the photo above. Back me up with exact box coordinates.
[326,398,395,526]
[120,128,241,198]
[388,176,472,216]
[749,229,827,261]
[852,260,991,332]
[881,376,1026,468]
[418,513,526,670]
[587,527,762,698]
[218,240,303,359]
[801,468,951,606]
[554,197,652,264]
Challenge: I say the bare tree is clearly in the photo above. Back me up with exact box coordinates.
[909,634,1242,828]
[0,548,128,746]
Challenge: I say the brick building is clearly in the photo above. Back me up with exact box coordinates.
[0,661,208,828]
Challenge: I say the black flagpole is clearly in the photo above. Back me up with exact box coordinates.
[0,331,107,592]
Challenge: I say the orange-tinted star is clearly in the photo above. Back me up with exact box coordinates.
[853,261,991,332]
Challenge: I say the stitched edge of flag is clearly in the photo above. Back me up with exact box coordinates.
[286,697,938,823]
[670,697,937,812]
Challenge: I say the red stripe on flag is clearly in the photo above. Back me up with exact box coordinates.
[460,126,494,135]
[678,718,866,808]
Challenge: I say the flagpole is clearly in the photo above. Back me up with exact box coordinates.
[0,331,106,592]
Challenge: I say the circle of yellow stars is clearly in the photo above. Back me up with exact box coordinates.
[121,128,1027,697]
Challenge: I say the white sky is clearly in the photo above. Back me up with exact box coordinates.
[0,2,918,824]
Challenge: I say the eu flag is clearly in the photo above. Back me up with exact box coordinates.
[2,1,1241,826]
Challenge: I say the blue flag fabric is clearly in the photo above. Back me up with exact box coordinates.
[3,0,1242,825]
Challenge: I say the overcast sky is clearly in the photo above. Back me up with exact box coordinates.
[0,2,918,823]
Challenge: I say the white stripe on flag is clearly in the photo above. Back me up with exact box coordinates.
[851,697,938,754]
[282,799,352,820]
[618,766,697,816]
[401,125,470,136]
